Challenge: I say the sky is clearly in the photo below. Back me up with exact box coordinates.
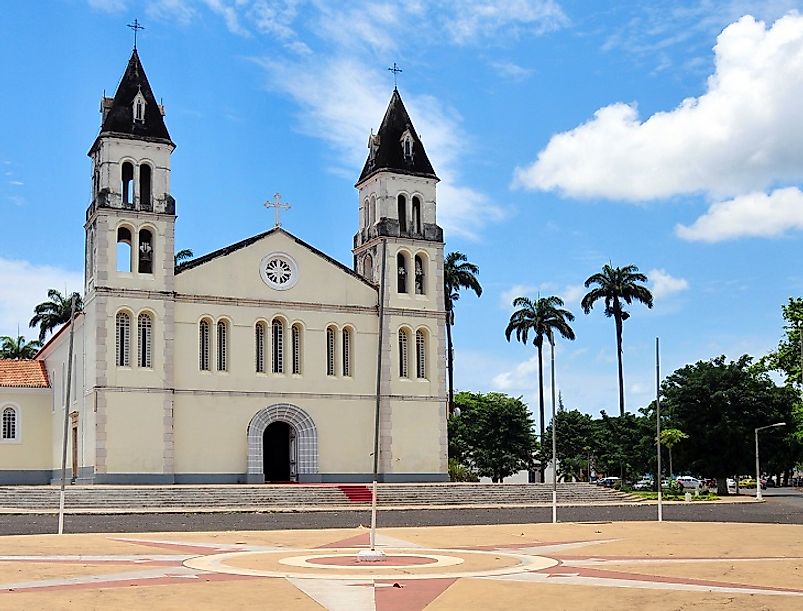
[2,0,802,420]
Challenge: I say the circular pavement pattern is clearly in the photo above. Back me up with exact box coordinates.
[184,547,558,581]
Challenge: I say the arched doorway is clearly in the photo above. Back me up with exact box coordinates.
[263,421,297,482]
[246,403,319,484]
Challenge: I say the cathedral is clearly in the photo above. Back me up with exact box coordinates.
[0,49,448,485]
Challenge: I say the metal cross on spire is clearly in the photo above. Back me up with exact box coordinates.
[388,62,403,89]
[127,19,145,49]
[265,193,291,228]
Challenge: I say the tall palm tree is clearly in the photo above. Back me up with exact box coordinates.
[581,264,653,416]
[0,335,42,359]
[175,249,194,266]
[505,295,576,480]
[29,289,83,342]
[444,252,482,414]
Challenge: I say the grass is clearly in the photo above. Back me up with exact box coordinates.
[631,491,719,501]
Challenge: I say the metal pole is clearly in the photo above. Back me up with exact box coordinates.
[550,340,557,524]
[656,337,662,522]
[368,239,388,556]
[58,295,78,535]
[755,427,762,501]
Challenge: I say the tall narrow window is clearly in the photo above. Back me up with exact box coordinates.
[412,196,422,233]
[397,253,407,293]
[272,319,284,374]
[137,313,152,368]
[416,330,426,379]
[342,327,352,377]
[217,321,228,372]
[138,228,153,274]
[121,162,134,205]
[135,100,144,122]
[369,195,376,226]
[292,324,302,374]
[363,253,373,281]
[116,312,130,367]
[255,322,266,373]
[87,228,95,279]
[117,227,132,272]
[414,255,425,295]
[398,329,409,378]
[199,319,211,371]
[326,326,336,376]
[140,164,152,210]
[2,407,17,440]
[397,194,407,232]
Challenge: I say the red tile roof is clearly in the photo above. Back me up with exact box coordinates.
[0,360,50,388]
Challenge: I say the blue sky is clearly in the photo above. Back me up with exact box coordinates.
[2,1,802,418]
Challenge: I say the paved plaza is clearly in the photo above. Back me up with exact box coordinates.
[2,520,803,609]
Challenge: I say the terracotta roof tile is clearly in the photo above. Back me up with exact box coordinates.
[0,360,50,388]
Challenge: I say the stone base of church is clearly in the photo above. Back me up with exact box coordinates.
[0,469,52,485]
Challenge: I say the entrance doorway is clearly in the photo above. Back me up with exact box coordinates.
[263,421,297,482]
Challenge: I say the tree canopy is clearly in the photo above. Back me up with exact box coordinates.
[0,335,41,359]
[29,289,83,342]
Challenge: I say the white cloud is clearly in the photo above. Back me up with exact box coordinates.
[514,13,803,201]
[87,0,127,13]
[443,0,569,44]
[488,60,534,81]
[648,269,689,299]
[500,283,538,309]
[0,258,83,339]
[146,0,197,25]
[204,0,252,37]
[676,187,803,241]
[499,282,585,310]
[253,56,504,239]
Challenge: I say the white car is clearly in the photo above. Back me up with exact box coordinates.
[675,476,708,492]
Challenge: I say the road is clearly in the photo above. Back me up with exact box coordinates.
[3,488,803,535]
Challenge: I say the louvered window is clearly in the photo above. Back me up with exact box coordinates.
[116,312,130,367]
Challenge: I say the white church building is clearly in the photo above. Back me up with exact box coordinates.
[0,49,449,485]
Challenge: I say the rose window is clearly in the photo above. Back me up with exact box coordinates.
[260,253,298,290]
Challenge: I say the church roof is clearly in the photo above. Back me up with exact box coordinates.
[0,360,50,388]
[175,227,377,289]
[357,88,437,184]
[97,48,172,144]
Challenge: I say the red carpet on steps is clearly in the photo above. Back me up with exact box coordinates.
[337,485,373,503]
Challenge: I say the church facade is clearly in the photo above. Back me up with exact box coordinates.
[0,49,449,485]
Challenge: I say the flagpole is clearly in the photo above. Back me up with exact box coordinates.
[656,337,663,523]
[58,295,78,534]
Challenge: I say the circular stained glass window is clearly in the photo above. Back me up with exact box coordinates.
[259,253,298,290]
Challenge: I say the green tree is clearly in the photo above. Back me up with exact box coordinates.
[0,335,42,359]
[448,391,537,482]
[763,297,802,389]
[505,295,575,480]
[174,248,194,266]
[543,409,595,480]
[661,355,798,495]
[592,411,653,481]
[444,252,482,414]
[659,428,688,477]
[29,289,83,342]
[581,264,653,416]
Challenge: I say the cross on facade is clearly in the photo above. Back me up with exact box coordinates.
[388,62,403,89]
[127,19,145,49]
[265,193,291,228]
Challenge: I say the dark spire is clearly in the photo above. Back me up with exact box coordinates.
[98,48,172,144]
[357,89,437,184]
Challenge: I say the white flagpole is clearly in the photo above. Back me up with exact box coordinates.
[58,295,78,534]
[656,337,663,523]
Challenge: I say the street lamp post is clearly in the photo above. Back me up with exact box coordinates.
[755,422,785,501]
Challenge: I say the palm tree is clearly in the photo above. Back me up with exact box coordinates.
[581,264,653,416]
[444,252,482,414]
[29,289,83,342]
[175,249,194,266]
[0,335,42,359]
[660,428,688,478]
[505,295,576,480]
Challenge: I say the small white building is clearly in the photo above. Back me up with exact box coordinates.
[0,48,448,485]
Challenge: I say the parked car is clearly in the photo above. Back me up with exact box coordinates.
[675,476,709,492]
[633,479,654,491]
[597,477,621,488]
[738,478,766,490]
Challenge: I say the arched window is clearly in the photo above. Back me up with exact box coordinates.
[255,322,266,373]
[2,406,17,440]
[272,318,284,374]
[292,324,302,374]
[412,196,422,233]
[137,313,152,368]
[138,228,153,274]
[398,329,409,378]
[217,321,228,372]
[115,312,130,367]
[416,330,426,379]
[86,228,95,280]
[342,327,352,377]
[397,194,407,232]
[140,164,152,210]
[363,253,373,280]
[116,226,132,272]
[369,195,376,226]
[199,319,211,371]
[414,254,425,295]
[121,162,134,206]
[326,326,336,376]
[397,252,407,293]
